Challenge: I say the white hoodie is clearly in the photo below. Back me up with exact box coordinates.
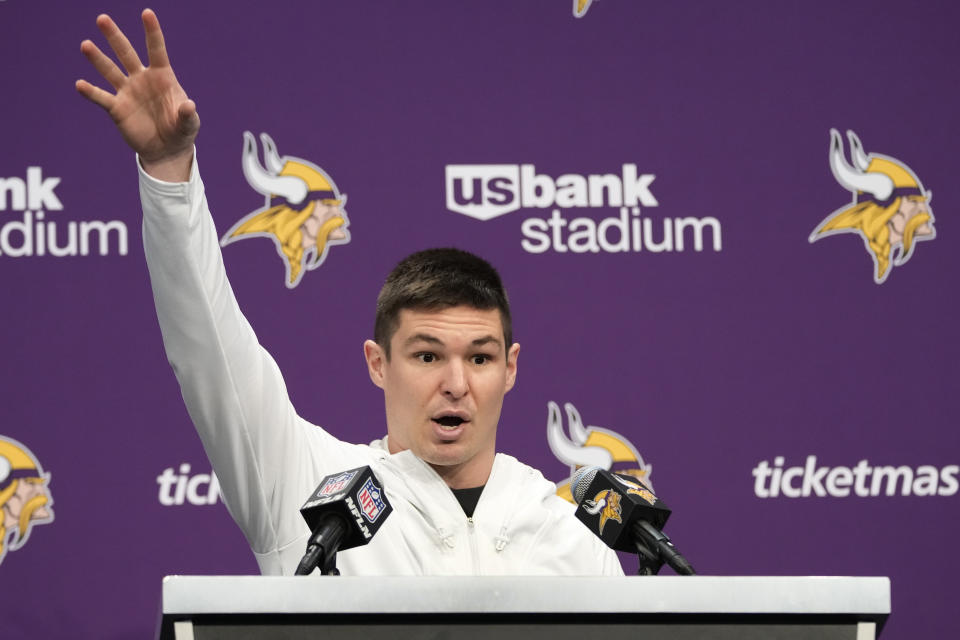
[138,154,623,577]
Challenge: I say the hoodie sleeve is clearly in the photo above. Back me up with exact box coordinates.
[138,153,361,560]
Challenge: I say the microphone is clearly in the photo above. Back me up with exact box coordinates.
[295,465,392,575]
[571,466,695,576]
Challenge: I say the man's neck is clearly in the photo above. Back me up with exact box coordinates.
[431,457,494,490]
[380,435,495,489]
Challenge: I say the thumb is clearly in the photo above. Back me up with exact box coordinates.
[176,100,200,137]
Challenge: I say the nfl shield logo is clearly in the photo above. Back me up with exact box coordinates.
[357,477,386,523]
[319,470,357,496]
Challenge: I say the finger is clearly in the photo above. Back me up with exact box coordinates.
[142,9,170,69]
[96,13,144,74]
[75,79,116,112]
[80,40,127,90]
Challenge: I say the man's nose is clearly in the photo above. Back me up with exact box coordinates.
[440,360,468,399]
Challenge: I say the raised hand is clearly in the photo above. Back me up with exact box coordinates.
[76,9,199,181]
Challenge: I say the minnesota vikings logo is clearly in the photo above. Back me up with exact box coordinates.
[0,436,54,567]
[547,401,653,503]
[573,0,596,18]
[810,129,935,284]
[221,132,351,288]
[581,489,622,534]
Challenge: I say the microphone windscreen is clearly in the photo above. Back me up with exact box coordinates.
[571,466,602,504]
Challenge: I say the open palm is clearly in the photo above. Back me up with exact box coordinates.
[76,10,199,176]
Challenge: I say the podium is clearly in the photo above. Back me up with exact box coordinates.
[158,575,890,640]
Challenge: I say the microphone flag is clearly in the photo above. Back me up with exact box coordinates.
[299,465,393,552]
[573,467,672,553]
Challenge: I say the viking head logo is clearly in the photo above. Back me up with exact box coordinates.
[582,489,622,534]
[0,436,54,566]
[810,129,935,284]
[547,401,653,502]
[221,132,351,288]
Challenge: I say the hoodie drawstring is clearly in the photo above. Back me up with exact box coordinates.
[437,526,456,549]
[494,526,510,552]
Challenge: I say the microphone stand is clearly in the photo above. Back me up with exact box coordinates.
[321,552,340,576]
[633,520,696,576]
[294,516,346,576]
[634,539,665,575]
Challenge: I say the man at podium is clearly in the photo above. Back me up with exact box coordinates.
[76,9,622,577]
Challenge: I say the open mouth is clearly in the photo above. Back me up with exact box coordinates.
[433,415,467,429]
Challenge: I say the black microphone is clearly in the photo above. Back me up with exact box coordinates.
[295,465,392,575]
[572,466,695,576]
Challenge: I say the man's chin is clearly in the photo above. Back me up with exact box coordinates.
[419,444,470,467]
[419,441,496,483]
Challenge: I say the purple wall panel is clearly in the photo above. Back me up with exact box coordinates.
[1,1,956,637]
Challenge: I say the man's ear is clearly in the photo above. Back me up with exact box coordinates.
[504,342,520,393]
[363,339,387,389]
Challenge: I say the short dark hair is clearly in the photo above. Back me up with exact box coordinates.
[374,248,513,357]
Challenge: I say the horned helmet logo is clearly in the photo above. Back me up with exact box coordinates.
[547,401,652,503]
[810,129,935,284]
[0,436,54,567]
[222,132,351,288]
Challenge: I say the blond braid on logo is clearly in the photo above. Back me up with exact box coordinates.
[0,479,18,558]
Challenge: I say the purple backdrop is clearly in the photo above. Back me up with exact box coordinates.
[1,1,957,637]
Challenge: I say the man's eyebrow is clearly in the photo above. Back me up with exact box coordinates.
[471,335,503,351]
[404,333,444,347]
[402,333,503,351]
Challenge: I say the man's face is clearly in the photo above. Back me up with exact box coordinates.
[364,306,520,489]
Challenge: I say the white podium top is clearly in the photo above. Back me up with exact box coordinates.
[162,575,890,616]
